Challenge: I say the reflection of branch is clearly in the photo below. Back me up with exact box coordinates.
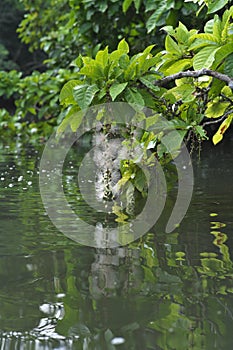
[155,68,233,87]
[202,109,233,127]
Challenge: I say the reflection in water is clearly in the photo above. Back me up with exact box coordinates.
[0,140,232,349]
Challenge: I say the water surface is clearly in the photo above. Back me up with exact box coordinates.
[0,139,232,350]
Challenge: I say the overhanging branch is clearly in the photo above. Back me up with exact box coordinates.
[202,109,233,127]
[155,68,233,88]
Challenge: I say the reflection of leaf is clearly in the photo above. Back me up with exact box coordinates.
[156,268,181,284]
[198,258,225,275]
[211,221,226,229]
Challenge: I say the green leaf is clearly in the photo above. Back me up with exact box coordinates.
[204,19,215,34]
[59,80,81,106]
[165,35,182,55]
[70,110,84,132]
[117,39,129,53]
[224,53,233,78]
[79,62,104,80]
[73,84,99,109]
[193,46,219,70]
[95,46,109,68]
[139,76,160,92]
[176,22,189,44]
[117,170,132,188]
[194,125,208,140]
[146,4,168,33]
[164,59,192,75]
[214,43,233,69]
[166,84,195,103]
[133,0,141,13]
[125,87,145,106]
[122,0,133,13]
[134,168,146,193]
[124,60,137,80]
[142,44,156,55]
[207,0,229,14]
[161,130,186,153]
[140,56,160,73]
[57,105,82,134]
[213,115,233,145]
[205,100,230,118]
[109,82,128,101]
[189,34,219,50]
[212,15,222,41]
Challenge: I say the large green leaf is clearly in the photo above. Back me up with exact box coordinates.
[125,87,145,106]
[164,59,192,75]
[205,100,230,118]
[193,46,219,70]
[165,35,182,55]
[79,62,105,80]
[224,53,233,78]
[207,0,229,14]
[124,60,137,80]
[59,80,81,106]
[146,3,168,33]
[95,47,109,68]
[57,105,82,134]
[117,39,129,53]
[73,84,99,109]
[109,82,128,101]
[140,56,159,73]
[212,15,222,41]
[189,34,219,50]
[213,43,233,69]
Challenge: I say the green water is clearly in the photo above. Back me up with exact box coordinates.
[0,139,232,350]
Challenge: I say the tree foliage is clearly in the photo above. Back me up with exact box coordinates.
[0,0,232,146]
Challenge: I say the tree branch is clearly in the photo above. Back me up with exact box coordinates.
[155,68,233,88]
[202,109,233,127]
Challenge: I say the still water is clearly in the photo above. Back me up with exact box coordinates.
[0,138,232,350]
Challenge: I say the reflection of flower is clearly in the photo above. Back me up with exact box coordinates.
[90,244,142,299]
[93,132,124,201]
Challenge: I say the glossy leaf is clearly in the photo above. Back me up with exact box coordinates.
[109,82,128,101]
[207,0,229,14]
[224,53,233,78]
[59,80,81,106]
[165,35,182,55]
[193,46,219,70]
[117,39,130,53]
[146,3,168,33]
[57,105,82,134]
[95,47,109,68]
[205,100,230,118]
[73,84,99,109]
[125,87,145,106]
